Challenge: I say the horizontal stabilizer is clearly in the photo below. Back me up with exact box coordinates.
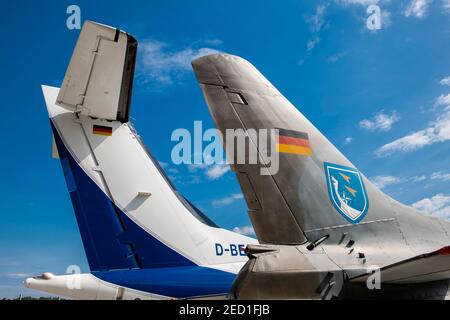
[56,21,137,122]
[351,246,450,284]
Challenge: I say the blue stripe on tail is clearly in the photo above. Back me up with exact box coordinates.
[93,266,236,298]
[51,122,195,271]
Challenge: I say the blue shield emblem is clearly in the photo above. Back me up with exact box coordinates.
[324,162,369,224]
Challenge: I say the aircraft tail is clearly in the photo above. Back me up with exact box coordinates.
[43,22,255,272]
[192,54,448,247]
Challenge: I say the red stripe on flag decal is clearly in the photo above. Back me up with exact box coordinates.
[93,125,112,136]
[277,135,310,148]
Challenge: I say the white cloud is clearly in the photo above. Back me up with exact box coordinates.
[371,174,426,189]
[307,36,320,52]
[138,39,220,86]
[335,0,380,5]
[381,9,392,28]
[172,174,201,185]
[443,0,450,11]
[187,155,230,180]
[306,4,328,32]
[436,93,450,107]
[205,164,231,180]
[159,161,168,168]
[440,76,450,86]
[167,167,179,174]
[412,193,450,219]
[187,163,209,172]
[344,137,353,144]
[359,110,399,132]
[304,5,328,54]
[411,175,427,182]
[431,171,450,181]
[376,95,450,156]
[159,162,202,185]
[212,193,244,207]
[371,175,403,189]
[328,52,347,63]
[182,175,201,185]
[403,0,433,18]
[232,225,256,236]
[376,128,435,156]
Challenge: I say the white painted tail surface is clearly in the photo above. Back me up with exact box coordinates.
[43,85,257,273]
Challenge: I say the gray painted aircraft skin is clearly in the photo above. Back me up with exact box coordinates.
[192,54,450,299]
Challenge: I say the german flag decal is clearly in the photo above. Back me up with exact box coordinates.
[276,128,312,156]
[92,125,113,136]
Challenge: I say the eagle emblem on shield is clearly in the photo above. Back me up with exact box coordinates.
[324,162,369,224]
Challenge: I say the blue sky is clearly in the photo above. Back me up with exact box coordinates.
[0,0,449,298]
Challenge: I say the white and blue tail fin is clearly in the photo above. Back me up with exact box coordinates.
[43,21,256,273]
